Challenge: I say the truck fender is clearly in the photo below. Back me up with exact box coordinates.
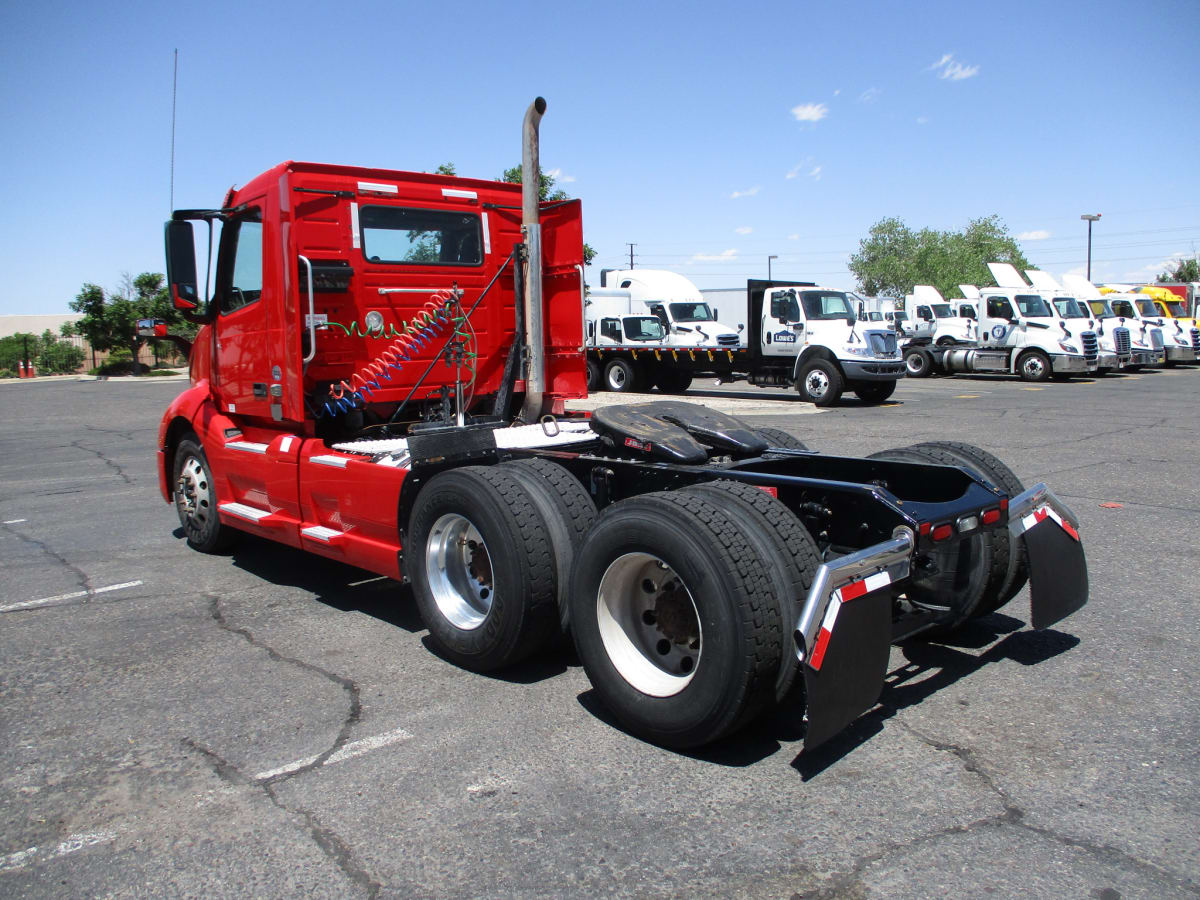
[157,380,213,503]
[792,346,840,382]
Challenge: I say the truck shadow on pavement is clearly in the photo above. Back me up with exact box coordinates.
[197,530,427,633]
[791,614,1080,780]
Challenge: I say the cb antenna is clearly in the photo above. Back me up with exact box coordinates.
[169,49,178,214]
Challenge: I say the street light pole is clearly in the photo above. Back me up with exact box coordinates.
[1081,214,1101,281]
[768,255,778,281]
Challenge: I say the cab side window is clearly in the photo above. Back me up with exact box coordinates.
[600,318,621,341]
[987,298,1015,319]
[221,211,263,314]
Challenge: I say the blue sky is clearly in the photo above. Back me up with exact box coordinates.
[2,0,1197,315]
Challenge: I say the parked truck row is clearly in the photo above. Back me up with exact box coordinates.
[153,97,1087,755]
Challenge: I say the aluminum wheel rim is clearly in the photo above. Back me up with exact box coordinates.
[805,369,830,398]
[426,513,494,630]
[1023,355,1046,378]
[176,455,214,534]
[906,355,925,374]
[596,552,701,697]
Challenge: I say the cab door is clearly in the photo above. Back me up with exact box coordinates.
[761,289,801,358]
[213,204,277,419]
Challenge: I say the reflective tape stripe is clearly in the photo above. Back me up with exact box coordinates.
[809,569,895,672]
[1021,505,1080,542]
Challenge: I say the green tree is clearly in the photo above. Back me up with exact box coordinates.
[1156,257,1199,283]
[64,272,196,371]
[849,215,1032,299]
[499,165,596,266]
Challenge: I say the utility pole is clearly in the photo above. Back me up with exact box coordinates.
[768,255,778,281]
[1081,213,1101,281]
[627,243,636,268]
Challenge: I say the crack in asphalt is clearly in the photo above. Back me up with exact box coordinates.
[793,721,1198,898]
[2,523,92,594]
[183,739,382,899]
[187,594,380,897]
[70,439,134,485]
[82,423,142,442]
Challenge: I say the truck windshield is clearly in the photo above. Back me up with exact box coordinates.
[623,317,666,342]
[1088,300,1117,318]
[1135,299,1159,317]
[668,302,715,323]
[1052,298,1088,318]
[931,304,954,318]
[892,311,909,322]
[800,291,855,320]
[1015,294,1052,317]
[1110,300,1137,318]
[1159,300,1186,316]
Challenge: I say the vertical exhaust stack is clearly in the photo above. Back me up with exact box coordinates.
[519,96,547,422]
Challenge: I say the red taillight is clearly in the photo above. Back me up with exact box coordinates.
[1000,498,1009,511]
[931,523,953,542]
[981,507,1001,525]
[919,522,932,536]
[756,485,778,498]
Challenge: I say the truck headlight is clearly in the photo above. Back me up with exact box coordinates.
[843,345,874,357]
[1057,341,1078,353]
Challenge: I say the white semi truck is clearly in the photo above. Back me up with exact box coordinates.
[598,269,743,345]
[906,285,976,344]
[1062,274,1168,369]
[902,263,1100,381]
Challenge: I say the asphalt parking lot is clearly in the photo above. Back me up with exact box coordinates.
[1,369,1198,898]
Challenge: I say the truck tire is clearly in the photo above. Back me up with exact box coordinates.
[853,381,896,403]
[604,358,642,393]
[654,368,693,393]
[1017,349,1052,382]
[753,426,810,451]
[586,359,602,392]
[173,435,237,553]
[568,491,782,748]
[936,336,957,347]
[909,441,1029,616]
[867,447,994,632]
[406,466,559,672]
[905,348,933,378]
[796,359,844,407]
[499,458,597,631]
[681,480,821,707]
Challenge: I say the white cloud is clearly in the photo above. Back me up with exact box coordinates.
[1017,230,1051,241]
[915,116,930,125]
[790,102,829,123]
[929,53,980,81]
[735,226,753,235]
[808,166,822,181]
[833,89,841,96]
[859,87,882,103]
[787,157,821,180]
[729,186,760,199]
[788,234,800,240]
[691,249,739,262]
[545,167,576,183]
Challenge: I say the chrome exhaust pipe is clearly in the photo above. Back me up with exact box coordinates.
[519,96,547,422]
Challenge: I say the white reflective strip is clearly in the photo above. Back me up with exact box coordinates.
[280,436,294,453]
[441,188,477,200]
[227,403,237,413]
[821,596,842,631]
[863,571,892,592]
[357,181,397,194]
[310,454,348,468]
[350,202,360,249]
[226,441,268,454]
[482,212,491,254]
[1022,513,1039,533]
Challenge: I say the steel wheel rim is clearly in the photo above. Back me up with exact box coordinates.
[805,369,830,398]
[176,455,213,535]
[426,513,494,630]
[596,552,701,697]
[906,355,925,374]
[610,367,627,389]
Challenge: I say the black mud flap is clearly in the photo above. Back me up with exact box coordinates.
[802,591,892,751]
[1023,517,1088,630]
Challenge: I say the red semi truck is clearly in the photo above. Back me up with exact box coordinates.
[156,98,1087,752]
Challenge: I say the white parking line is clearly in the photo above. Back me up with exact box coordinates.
[3,518,27,524]
[254,726,413,780]
[0,830,117,873]
[0,580,144,614]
